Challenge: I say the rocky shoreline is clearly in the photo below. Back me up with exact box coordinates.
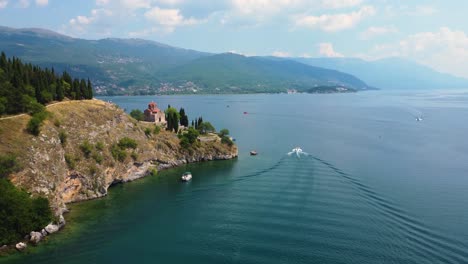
[1,152,238,254]
[0,99,238,255]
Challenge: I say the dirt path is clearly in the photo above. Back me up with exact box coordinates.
[0,101,75,121]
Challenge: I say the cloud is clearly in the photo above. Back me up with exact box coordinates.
[361,27,468,78]
[360,26,398,39]
[0,0,7,8]
[295,5,376,32]
[321,0,363,9]
[272,51,291,57]
[144,6,202,32]
[121,0,152,9]
[35,0,48,6]
[67,8,113,35]
[318,43,344,57]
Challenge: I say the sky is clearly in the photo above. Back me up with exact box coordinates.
[0,0,467,78]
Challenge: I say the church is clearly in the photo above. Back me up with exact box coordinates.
[144,101,166,124]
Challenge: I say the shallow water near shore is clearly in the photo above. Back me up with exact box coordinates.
[3,90,468,263]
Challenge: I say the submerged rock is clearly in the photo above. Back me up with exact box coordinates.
[30,231,42,244]
[15,242,27,251]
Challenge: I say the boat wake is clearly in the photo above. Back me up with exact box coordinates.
[287,147,309,158]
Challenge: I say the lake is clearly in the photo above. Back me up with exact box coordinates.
[3,91,468,263]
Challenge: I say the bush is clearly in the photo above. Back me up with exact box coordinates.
[0,179,53,245]
[149,168,158,177]
[92,152,103,164]
[111,144,127,162]
[95,142,104,151]
[26,111,48,136]
[25,99,45,115]
[118,137,137,149]
[0,154,22,178]
[221,136,234,146]
[129,109,144,121]
[59,130,67,145]
[144,128,152,137]
[79,140,93,158]
[153,125,161,135]
[219,129,230,137]
[180,137,190,149]
[130,151,138,161]
[65,154,79,170]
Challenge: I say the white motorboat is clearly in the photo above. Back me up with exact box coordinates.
[181,172,192,181]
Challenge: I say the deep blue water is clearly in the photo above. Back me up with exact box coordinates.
[3,91,468,263]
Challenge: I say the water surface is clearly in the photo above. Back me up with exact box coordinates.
[3,91,468,263]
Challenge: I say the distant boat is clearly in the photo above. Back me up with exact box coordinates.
[250,150,258,156]
[243,112,248,114]
[181,172,192,181]
[416,117,423,122]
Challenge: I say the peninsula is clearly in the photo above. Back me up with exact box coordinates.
[0,99,237,252]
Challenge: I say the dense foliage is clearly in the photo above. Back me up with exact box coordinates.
[165,107,180,132]
[179,127,200,149]
[179,108,189,127]
[129,109,144,121]
[0,179,53,245]
[0,52,93,115]
[0,154,21,179]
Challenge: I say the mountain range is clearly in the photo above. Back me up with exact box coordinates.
[1,26,467,95]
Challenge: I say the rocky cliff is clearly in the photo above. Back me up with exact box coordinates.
[0,100,238,217]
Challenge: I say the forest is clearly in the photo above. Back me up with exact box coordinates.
[0,51,93,115]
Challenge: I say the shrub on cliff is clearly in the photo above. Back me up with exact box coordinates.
[79,140,93,158]
[110,144,127,162]
[118,137,137,149]
[26,111,48,136]
[0,179,53,245]
[0,154,21,179]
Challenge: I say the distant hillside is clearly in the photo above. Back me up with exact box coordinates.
[295,57,468,90]
[161,53,372,93]
[0,26,209,95]
[0,26,373,95]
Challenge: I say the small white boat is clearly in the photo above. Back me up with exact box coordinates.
[288,147,308,158]
[181,172,192,181]
[416,117,423,121]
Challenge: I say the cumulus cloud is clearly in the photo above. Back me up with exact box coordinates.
[318,43,344,57]
[360,26,398,39]
[144,6,202,32]
[295,5,376,32]
[35,0,48,6]
[361,27,468,78]
[0,0,7,8]
[67,8,113,35]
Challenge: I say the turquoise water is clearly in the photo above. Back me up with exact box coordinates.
[3,91,468,263]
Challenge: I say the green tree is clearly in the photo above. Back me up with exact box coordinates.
[198,121,215,134]
[0,154,22,178]
[129,109,144,121]
[165,107,180,132]
[0,179,53,245]
[219,129,230,137]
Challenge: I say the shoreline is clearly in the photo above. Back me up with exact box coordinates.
[0,152,238,255]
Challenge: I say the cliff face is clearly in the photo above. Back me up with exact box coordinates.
[0,100,237,215]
